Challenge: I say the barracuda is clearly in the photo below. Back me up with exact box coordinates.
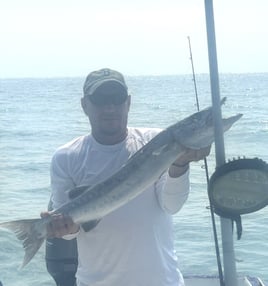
[0,99,242,268]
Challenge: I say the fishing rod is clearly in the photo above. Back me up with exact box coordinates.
[187,36,225,286]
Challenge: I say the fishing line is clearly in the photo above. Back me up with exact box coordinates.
[187,36,225,286]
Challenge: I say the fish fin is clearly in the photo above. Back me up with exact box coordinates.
[0,219,46,268]
[81,219,101,232]
[68,185,90,200]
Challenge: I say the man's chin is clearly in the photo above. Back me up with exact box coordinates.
[100,125,122,136]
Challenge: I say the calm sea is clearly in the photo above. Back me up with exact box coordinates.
[0,74,267,285]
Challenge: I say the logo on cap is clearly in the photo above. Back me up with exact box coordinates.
[103,69,110,76]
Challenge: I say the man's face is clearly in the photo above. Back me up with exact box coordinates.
[81,82,130,143]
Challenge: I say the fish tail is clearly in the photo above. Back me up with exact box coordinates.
[0,218,46,268]
[222,113,243,132]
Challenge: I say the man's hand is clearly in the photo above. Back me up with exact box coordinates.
[169,145,211,178]
[176,145,211,165]
[40,211,80,238]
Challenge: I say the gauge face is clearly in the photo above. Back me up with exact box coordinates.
[209,158,268,215]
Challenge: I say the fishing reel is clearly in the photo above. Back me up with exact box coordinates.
[208,157,268,239]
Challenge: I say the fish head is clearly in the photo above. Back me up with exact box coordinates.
[171,102,242,150]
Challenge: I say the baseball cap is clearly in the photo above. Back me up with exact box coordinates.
[83,68,128,98]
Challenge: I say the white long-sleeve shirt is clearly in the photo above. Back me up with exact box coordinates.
[50,127,190,286]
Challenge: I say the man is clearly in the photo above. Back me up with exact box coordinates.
[44,68,210,286]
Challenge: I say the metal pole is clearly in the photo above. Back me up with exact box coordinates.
[203,1,238,285]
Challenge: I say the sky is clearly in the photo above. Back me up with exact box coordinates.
[0,0,267,77]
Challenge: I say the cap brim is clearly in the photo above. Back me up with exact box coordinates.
[88,79,127,96]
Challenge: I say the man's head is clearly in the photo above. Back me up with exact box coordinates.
[81,68,131,145]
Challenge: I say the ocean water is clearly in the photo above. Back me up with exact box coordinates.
[0,73,267,285]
